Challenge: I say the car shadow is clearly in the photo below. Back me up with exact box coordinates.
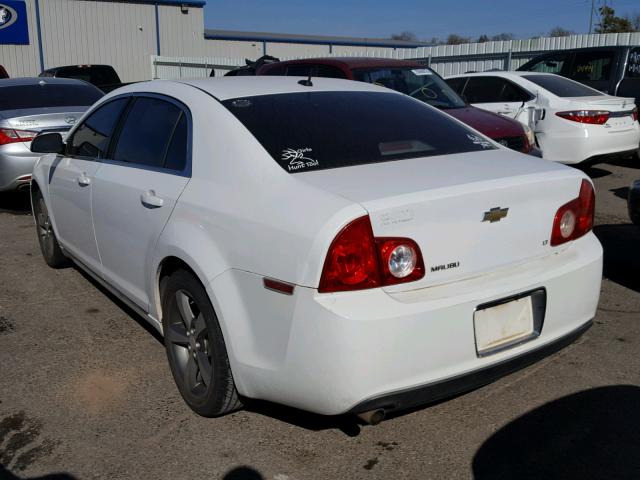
[242,399,363,437]
[0,192,31,215]
[72,266,164,345]
[593,224,640,293]
[579,165,612,179]
[0,465,77,480]
[610,186,630,200]
[223,466,265,479]
[472,385,640,479]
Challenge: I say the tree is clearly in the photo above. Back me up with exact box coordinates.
[477,34,490,43]
[625,12,640,31]
[446,34,471,45]
[549,27,574,37]
[491,33,515,41]
[391,31,418,42]
[595,6,634,33]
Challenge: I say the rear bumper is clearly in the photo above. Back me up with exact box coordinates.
[349,319,592,414]
[0,143,39,192]
[538,125,640,164]
[213,233,603,416]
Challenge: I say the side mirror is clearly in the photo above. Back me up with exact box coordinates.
[30,132,64,154]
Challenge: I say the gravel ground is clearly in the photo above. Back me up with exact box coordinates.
[0,159,639,480]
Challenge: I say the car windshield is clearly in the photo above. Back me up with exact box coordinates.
[223,91,494,173]
[0,84,103,110]
[521,74,604,97]
[352,67,466,109]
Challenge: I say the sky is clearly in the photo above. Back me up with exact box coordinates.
[203,0,639,41]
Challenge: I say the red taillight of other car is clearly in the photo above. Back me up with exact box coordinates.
[555,110,610,125]
[0,128,37,146]
[550,180,595,247]
[318,216,425,293]
[632,107,638,122]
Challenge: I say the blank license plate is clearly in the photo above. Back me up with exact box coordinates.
[474,296,535,356]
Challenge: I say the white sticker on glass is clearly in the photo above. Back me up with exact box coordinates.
[411,69,433,76]
[281,148,319,171]
[466,134,494,149]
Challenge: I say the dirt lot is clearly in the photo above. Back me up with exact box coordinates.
[1,160,639,480]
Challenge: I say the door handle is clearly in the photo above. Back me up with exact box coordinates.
[77,173,91,187]
[140,190,164,209]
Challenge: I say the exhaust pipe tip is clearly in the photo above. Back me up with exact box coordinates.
[356,409,386,426]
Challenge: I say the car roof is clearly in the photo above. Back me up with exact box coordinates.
[262,57,424,70]
[143,76,395,101]
[0,77,93,87]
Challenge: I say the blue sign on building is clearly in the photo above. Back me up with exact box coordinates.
[0,0,28,45]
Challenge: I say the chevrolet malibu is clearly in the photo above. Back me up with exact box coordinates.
[30,77,602,423]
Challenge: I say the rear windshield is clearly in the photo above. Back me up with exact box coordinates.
[0,84,103,110]
[521,74,604,97]
[55,66,119,85]
[223,91,495,173]
[352,67,466,109]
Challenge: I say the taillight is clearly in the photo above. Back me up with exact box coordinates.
[550,180,595,246]
[555,110,610,125]
[0,128,37,145]
[318,215,425,293]
[632,107,638,122]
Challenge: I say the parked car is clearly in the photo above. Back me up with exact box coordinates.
[629,180,640,225]
[257,57,538,155]
[30,77,602,422]
[0,78,103,192]
[517,46,640,108]
[223,55,280,77]
[39,64,127,93]
[446,72,640,164]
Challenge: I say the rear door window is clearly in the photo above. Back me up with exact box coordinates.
[223,91,495,173]
[462,77,506,103]
[445,77,467,95]
[112,97,184,169]
[69,98,129,158]
[521,74,604,97]
[568,50,615,81]
[501,80,533,102]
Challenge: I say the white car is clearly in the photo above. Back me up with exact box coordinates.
[29,77,602,424]
[446,71,640,164]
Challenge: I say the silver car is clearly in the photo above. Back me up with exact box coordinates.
[0,77,103,192]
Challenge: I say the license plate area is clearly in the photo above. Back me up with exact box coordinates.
[474,289,546,357]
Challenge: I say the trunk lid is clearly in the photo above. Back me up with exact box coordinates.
[0,107,87,134]
[563,95,637,131]
[297,149,585,291]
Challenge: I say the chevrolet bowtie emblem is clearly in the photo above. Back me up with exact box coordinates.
[482,207,509,223]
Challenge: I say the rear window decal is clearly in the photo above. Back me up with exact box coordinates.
[467,134,494,149]
[281,147,319,171]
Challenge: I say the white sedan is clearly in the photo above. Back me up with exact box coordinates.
[446,71,640,164]
[29,77,602,423]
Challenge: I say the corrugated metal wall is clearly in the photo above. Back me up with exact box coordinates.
[39,0,156,81]
[2,2,640,82]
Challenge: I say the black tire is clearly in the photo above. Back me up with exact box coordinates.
[32,190,69,269]
[161,269,242,417]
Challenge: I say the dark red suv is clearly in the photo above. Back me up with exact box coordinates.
[258,58,538,155]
